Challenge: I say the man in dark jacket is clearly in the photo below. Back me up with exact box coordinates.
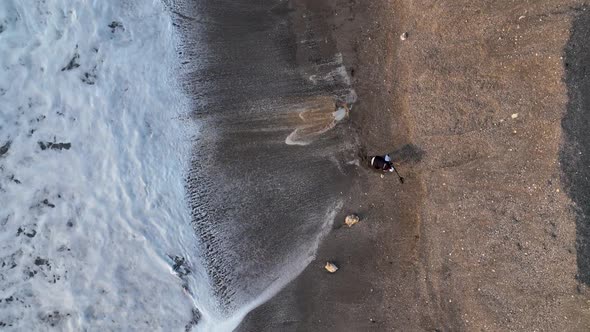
[369,153,405,183]
[369,154,394,172]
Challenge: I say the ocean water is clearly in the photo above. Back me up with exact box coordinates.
[0,0,217,330]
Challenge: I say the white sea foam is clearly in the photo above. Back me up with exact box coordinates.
[0,0,215,330]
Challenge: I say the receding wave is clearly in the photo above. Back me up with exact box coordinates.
[172,0,359,329]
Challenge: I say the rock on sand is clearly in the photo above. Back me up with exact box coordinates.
[325,262,339,273]
[344,214,360,227]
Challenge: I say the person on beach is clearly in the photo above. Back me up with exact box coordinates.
[369,153,405,183]
[369,154,395,172]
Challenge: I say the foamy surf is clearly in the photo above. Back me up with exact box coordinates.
[0,0,216,330]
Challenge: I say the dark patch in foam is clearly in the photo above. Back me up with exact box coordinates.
[16,227,36,238]
[38,311,71,327]
[0,141,10,157]
[108,21,124,33]
[8,174,20,184]
[168,254,192,293]
[34,257,49,266]
[184,308,201,332]
[41,199,55,208]
[61,52,80,71]
[561,5,590,285]
[0,250,22,271]
[170,255,191,277]
[38,141,71,151]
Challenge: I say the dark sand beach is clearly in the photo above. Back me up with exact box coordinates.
[238,1,590,331]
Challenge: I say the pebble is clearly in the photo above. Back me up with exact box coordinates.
[511,113,518,119]
[325,262,339,273]
[345,214,360,227]
[400,32,408,40]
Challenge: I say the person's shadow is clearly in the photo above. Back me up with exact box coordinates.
[387,144,425,164]
[358,143,425,168]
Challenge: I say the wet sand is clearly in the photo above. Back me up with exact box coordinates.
[239,1,590,331]
[174,0,360,323]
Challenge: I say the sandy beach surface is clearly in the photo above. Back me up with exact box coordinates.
[238,1,590,331]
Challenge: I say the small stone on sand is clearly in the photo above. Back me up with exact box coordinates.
[345,214,360,227]
[325,262,338,273]
[400,32,408,40]
[511,113,518,119]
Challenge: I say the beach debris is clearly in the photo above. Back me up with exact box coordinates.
[344,214,360,227]
[511,113,519,119]
[400,32,409,40]
[325,262,339,273]
[82,69,98,85]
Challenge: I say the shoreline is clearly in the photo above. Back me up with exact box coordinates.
[174,0,360,328]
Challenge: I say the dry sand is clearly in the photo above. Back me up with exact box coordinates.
[239,1,590,331]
